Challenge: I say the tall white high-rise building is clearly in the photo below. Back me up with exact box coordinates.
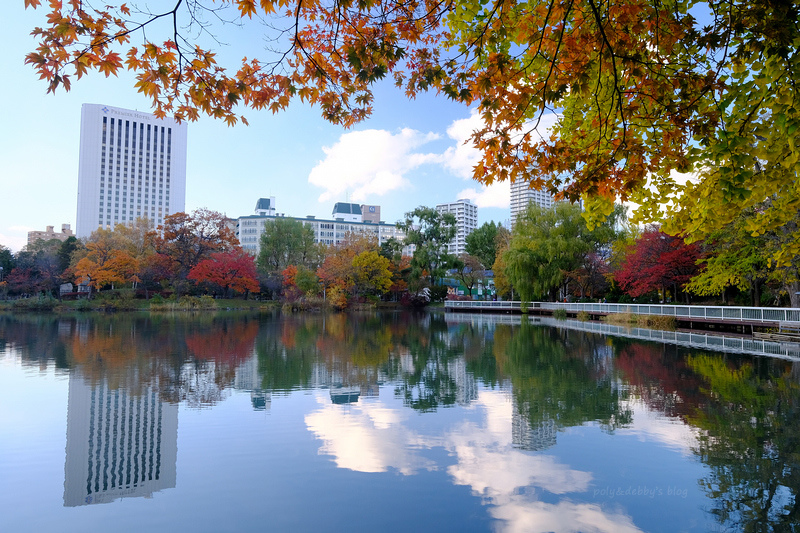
[436,198,478,256]
[510,179,554,226]
[76,104,188,238]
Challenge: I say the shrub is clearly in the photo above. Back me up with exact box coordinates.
[553,308,567,320]
[577,310,590,321]
[12,295,57,311]
[602,312,676,330]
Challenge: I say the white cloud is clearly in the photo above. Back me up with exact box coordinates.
[308,128,440,204]
[441,110,484,179]
[457,182,512,209]
[442,110,562,210]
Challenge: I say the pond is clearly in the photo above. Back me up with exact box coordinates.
[1,311,798,532]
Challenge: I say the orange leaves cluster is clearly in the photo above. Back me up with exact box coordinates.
[26,0,129,93]
[24,0,449,128]
[24,0,736,227]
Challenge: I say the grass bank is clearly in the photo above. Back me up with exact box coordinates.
[1,294,279,313]
[601,311,676,330]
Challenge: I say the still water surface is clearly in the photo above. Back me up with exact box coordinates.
[1,311,798,532]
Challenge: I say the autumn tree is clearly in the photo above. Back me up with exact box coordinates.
[352,250,393,298]
[25,0,800,264]
[11,239,68,296]
[154,209,238,280]
[73,228,135,290]
[187,249,259,297]
[398,206,457,291]
[316,232,380,303]
[615,226,704,303]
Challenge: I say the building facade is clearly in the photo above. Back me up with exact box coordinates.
[436,198,478,256]
[27,224,74,246]
[254,197,276,216]
[510,179,554,226]
[331,202,363,222]
[237,200,407,255]
[360,204,381,224]
[76,104,188,238]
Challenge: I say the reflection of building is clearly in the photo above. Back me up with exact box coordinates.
[446,357,479,406]
[76,103,188,237]
[234,353,271,411]
[436,199,478,255]
[308,362,381,404]
[330,386,361,404]
[512,401,557,451]
[64,371,178,506]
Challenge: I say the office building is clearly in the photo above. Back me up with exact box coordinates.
[237,200,407,254]
[76,104,188,238]
[436,198,478,256]
[510,179,554,226]
[27,224,74,246]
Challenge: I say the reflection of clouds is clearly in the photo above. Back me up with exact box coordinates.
[491,499,642,533]
[304,395,434,475]
[446,392,591,497]
[305,389,643,532]
[448,447,591,497]
[617,399,699,456]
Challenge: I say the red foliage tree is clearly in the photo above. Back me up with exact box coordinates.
[615,227,703,302]
[154,209,239,279]
[187,250,259,297]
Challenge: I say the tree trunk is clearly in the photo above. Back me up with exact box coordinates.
[786,280,800,308]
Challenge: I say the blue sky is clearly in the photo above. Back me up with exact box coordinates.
[0,4,512,252]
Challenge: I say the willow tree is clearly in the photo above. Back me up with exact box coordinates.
[24,0,800,261]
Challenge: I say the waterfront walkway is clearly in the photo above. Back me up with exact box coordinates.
[445,312,800,362]
[444,300,800,331]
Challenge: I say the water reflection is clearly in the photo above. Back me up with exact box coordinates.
[1,311,799,531]
[64,370,178,506]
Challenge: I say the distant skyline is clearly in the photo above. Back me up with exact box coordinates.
[0,5,516,252]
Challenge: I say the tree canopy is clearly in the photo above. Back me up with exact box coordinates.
[399,206,457,288]
[24,0,800,259]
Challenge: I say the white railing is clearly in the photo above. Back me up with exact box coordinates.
[444,312,800,362]
[444,300,800,324]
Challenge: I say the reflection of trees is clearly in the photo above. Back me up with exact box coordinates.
[687,354,800,532]
[495,323,632,437]
[0,313,260,408]
[613,340,705,418]
[390,313,464,412]
[255,315,319,392]
[0,315,72,370]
